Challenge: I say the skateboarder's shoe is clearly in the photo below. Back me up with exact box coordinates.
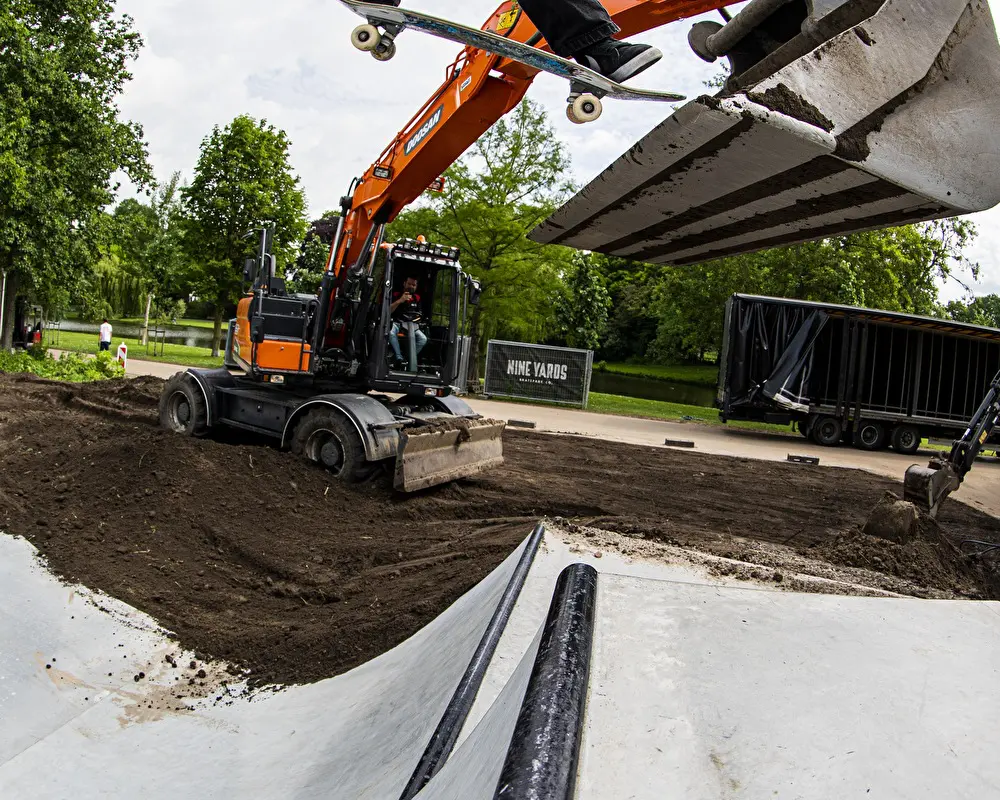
[574,40,662,84]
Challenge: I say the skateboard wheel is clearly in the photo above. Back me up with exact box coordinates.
[571,93,602,124]
[351,24,381,52]
[371,41,397,61]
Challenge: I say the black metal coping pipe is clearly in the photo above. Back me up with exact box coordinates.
[398,523,546,800]
[493,563,598,800]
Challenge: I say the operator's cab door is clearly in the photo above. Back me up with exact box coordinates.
[368,252,460,387]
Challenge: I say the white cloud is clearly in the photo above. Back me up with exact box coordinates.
[114,0,1000,302]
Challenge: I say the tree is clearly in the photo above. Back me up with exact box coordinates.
[0,1,150,346]
[556,254,611,351]
[943,294,1000,328]
[389,98,574,380]
[181,115,307,355]
[286,233,328,295]
[636,219,980,363]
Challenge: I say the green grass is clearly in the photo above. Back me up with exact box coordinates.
[487,391,794,434]
[45,329,224,369]
[594,362,719,387]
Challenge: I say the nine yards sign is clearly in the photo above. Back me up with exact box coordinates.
[484,340,593,408]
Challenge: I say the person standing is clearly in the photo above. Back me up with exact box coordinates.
[98,318,112,352]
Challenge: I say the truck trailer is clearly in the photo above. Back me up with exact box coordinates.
[716,294,1000,453]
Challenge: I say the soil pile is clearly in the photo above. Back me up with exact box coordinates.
[1,373,998,686]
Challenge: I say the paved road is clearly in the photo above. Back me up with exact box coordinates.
[99,355,1000,517]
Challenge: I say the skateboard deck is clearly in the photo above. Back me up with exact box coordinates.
[340,0,685,103]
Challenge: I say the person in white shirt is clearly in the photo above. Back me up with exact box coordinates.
[99,319,112,352]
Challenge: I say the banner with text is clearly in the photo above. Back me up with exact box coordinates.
[484,340,593,408]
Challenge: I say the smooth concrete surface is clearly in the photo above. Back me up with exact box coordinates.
[4,527,999,798]
[0,533,526,799]
[580,574,1000,799]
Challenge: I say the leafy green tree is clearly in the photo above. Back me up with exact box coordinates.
[286,233,328,295]
[389,98,574,380]
[556,254,611,350]
[0,0,150,346]
[181,115,307,354]
[943,293,1000,328]
[640,219,980,362]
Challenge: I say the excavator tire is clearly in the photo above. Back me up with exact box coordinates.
[291,407,370,482]
[159,373,208,436]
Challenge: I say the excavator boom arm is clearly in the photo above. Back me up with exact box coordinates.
[330,0,728,274]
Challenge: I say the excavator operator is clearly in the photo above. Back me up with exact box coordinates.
[367,0,663,83]
[388,275,427,367]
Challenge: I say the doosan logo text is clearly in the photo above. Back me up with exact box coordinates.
[404,106,444,156]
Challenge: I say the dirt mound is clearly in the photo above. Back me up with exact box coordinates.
[1,373,998,686]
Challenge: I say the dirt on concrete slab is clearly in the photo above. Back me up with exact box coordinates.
[1,373,998,687]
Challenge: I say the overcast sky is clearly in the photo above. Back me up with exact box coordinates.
[112,0,1000,302]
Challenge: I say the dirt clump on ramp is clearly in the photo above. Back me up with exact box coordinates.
[1,373,998,686]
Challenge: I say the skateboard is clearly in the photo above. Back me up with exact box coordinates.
[339,0,685,124]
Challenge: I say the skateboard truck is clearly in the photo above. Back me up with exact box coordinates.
[351,20,402,61]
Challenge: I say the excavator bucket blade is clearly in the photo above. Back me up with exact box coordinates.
[531,0,1000,263]
[393,418,505,492]
[903,463,961,517]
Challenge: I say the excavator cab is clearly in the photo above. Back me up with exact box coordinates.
[365,239,476,386]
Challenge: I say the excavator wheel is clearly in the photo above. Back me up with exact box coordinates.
[291,408,370,482]
[159,373,208,437]
[351,23,381,52]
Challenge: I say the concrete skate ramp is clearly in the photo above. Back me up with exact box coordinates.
[3,528,1000,798]
[0,531,531,799]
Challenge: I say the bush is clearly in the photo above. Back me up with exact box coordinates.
[0,348,125,382]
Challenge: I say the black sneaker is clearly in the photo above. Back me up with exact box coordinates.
[575,40,662,84]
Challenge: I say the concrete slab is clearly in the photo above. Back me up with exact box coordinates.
[3,527,999,798]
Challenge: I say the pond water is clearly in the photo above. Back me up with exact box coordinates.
[590,371,717,408]
[57,320,216,349]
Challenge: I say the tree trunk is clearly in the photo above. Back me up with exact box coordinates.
[212,303,224,358]
[141,293,152,346]
[0,270,19,351]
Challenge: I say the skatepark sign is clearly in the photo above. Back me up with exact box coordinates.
[485,340,593,408]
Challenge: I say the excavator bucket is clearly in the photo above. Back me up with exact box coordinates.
[903,462,962,517]
[531,0,1000,262]
[393,418,505,492]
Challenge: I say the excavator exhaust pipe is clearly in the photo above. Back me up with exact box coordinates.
[903,462,962,518]
[393,418,505,492]
[532,0,1000,261]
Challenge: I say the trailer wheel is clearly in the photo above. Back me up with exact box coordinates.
[891,424,921,455]
[159,373,208,436]
[291,408,369,482]
[810,416,843,446]
[854,420,887,451]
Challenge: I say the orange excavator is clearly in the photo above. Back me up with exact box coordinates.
[159,0,1000,490]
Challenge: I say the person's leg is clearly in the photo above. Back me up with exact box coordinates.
[415,328,428,354]
[389,322,403,360]
[517,0,618,57]
[518,0,662,83]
